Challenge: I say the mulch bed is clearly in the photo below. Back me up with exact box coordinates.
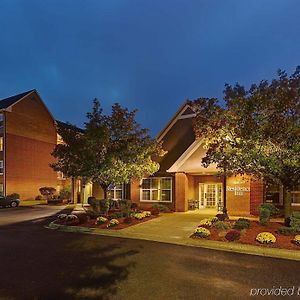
[191,220,300,251]
[79,215,158,230]
[54,214,159,230]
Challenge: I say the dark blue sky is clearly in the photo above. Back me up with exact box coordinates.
[0,0,299,135]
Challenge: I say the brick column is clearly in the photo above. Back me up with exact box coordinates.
[175,172,188,212]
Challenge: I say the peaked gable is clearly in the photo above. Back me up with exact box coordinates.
[0,89,35,110]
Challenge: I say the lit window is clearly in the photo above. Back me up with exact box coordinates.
[108,184,124,200]
[0,161,3,175]
[57,171,65,179]
[57,134,64,145]
[0,137,3,151]
[140,177,172,202]
[0,183,3,196]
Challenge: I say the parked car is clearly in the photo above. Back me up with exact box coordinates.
[0,196,20,208]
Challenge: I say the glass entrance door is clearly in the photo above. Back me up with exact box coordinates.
[199,183,223,209]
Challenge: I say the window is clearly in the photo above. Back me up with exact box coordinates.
[0,114,3,129]
[0,137,3,151]
[0,161,3,175]
[57,171,65,180]
[0,183,3,196]
[265,184,281,204]
[108,184,124,200]
[140,177,172,202]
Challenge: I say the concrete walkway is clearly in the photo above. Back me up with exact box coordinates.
[119,211,214,241]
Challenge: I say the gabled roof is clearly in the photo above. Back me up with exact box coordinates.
[167,138,218,174]
[55,120,85,133]
[157,100,196,142]
[0,89,35,109]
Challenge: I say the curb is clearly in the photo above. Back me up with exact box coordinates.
[45,222,300,262]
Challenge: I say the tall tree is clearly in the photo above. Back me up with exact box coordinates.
[190,67,300,217]
[52,99,165,199]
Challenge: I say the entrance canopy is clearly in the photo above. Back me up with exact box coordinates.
[167,139,218,174]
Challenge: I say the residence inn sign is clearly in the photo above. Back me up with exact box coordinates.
[226,185,251,196]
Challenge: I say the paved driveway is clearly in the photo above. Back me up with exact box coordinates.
[0,205,67,226]
[1,209,300,299]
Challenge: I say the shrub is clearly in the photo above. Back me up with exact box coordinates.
[133,213,144,220]
[86,209,101,219]
[151,204,170,212]
[119,199,132,209]
[35,195,43,200]
[259,208,271,226]
[194,227,210,238]
[225,230,241,241]
[96,216,108,225]
[47,198,63,205]
[259,203,279,216]
[237,218,250,225]
[73,213,89,224]
[123,216,133,224]
[216,213,227,221]
[150,208,160,215]
[198,218,213,228]
[277,226,296,236]
[233,219,250,230]
[141,211,151,217]
[131,203,138,210]
[59,187,71,200]
[57,214,68,220]
[214,221,230,231]
[107,219,119,227]
[290,212,300,232]
[109,212,124,219]
[292,235,300,246]
[6,193,20,200]
[284,217,291,227]
[65,214,79,226]
[256,232,276,244]
[39,187,56,200]
[209,217,219,223]
[88,198,110,215]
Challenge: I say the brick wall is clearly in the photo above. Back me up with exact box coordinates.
[4,91,58,200]
[6,133,57,199]
[250,179,264,215]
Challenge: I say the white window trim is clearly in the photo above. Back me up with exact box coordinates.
[140,177,173,203]
[292,191,300,206]
[108,184,124,200]
[0,160,3,175]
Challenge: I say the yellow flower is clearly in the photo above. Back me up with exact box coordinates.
[256,232,276,244]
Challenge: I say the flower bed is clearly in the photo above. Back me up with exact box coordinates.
[191,219,300,251]
[54,210,159,230]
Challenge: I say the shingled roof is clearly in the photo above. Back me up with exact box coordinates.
[56,120,85,133]
[0,89,35,109]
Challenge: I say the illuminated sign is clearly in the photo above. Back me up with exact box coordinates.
[227,186,250,196]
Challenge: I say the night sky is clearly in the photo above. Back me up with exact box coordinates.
[0,0,299,135]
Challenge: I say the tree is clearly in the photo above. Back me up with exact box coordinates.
[51,99,165,199]
[190,67,300,217]
[39,187,56,201]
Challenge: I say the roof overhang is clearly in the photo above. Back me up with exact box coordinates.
[167,138,218,174]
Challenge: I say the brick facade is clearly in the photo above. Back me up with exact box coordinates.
[250,179,264,215]
[2,90,61,200]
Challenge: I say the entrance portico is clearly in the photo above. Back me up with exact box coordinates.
[174,172,224,213]
[169,139,263,216]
